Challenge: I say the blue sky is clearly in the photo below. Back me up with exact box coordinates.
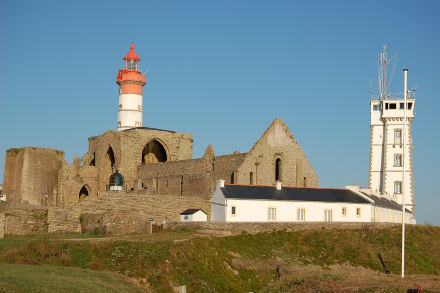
[0,0,439,224]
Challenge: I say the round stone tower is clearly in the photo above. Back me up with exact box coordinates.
[116,44,146,130]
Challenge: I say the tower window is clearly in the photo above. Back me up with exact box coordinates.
[275,158,282,181]
[250,172,254,185]
[394,181,402,194]
[389,103,397,109]
[400,103,405,109]
[394,154,402,167]
[373,104,379,111]
[230,172,235,184]
[394,129,402,144]
[408,102,413,110]
[385,103,389,110]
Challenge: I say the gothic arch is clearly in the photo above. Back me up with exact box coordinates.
[142,139,168,164]
[79,184,91,201]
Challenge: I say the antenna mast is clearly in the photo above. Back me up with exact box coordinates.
[378,45,387,99]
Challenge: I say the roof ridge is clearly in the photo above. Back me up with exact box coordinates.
[224,183,348,191]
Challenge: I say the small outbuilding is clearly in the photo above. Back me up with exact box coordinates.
[180,209,208,222]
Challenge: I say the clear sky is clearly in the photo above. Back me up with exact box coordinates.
[0,0,439,224]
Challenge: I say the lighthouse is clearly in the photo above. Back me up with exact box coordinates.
[116,44,146,130]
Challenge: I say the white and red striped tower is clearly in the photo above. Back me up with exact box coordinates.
[116,44,146,130]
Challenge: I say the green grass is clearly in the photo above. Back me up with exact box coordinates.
[0,225,439,292]
[0,263,142,293]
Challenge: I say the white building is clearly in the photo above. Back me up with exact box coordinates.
[368,48,416,219]
[211,180,411,223]
[180,209,208,222]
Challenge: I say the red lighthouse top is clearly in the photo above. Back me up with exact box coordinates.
[116,44,146,86]
[124,44,140,61]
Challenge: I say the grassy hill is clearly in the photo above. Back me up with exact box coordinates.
[0,224,439,292]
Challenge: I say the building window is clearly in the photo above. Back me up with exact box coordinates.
[373,104,379,111]
[394,154,402,167]
[400,103,404,109]
[250,172,254,185]
[342,207,347,217]
[394,129,402,144]
[356,207,361,217]
[394,181,402,194]
[385,103,389,110]
[324,209,332,222]
[408,102,413,110]
[297,208,305,221]
[184,215,188,220]
[231,206,236,216]
[230,172,235,184]
[267,207,276,221]
[304,177,307,187]
[389,103,397,109]
[275,158,282,181]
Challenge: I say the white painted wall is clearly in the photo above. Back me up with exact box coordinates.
[118,93,143,130]
[220,199,372,223]
[210,186,227,222]
[180,210,207,222]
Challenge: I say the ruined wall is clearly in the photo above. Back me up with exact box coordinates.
[48,191,210,234]
[137,153,246,199]
[3,148,65,206]
[2,208,48,235]
[236,119,318,187]
[81,128,193,193]
[57,164,98,208]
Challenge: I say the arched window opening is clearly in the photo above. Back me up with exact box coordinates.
[79,185,89,201]
[230,172,235,184]
[103,147,116,190]
[89,152,96,166]
[275,158,282,181]
[304,177,307,187]
[106,147,115,169]
[250,172,254,185]
[142,140,167,164]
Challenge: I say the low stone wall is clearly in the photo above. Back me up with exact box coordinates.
[2,208,48,235]
[169,221,397,235]
[47,191,210,235]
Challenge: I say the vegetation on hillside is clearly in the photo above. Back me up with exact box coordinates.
[0,225,439,292]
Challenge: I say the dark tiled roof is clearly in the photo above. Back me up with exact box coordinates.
[180,209,206,215]
[360,192,411,213]
[221,185,370,204]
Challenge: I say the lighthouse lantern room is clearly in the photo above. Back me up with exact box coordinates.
[116,44,146,131]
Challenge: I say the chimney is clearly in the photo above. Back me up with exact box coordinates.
[216,179,225,188]
[276,181,282,190]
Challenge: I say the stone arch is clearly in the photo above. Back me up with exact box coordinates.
[79,184,91,201]
[275,158,282,181]
[142,139,168,164]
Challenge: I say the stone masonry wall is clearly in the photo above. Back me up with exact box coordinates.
[57,164,98,208]
[81,128,193,193]
[137,153,246,199]
[48,191,210,235]
[2,208,48,235]
[3,147,66,207]
[236,119,318,187]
